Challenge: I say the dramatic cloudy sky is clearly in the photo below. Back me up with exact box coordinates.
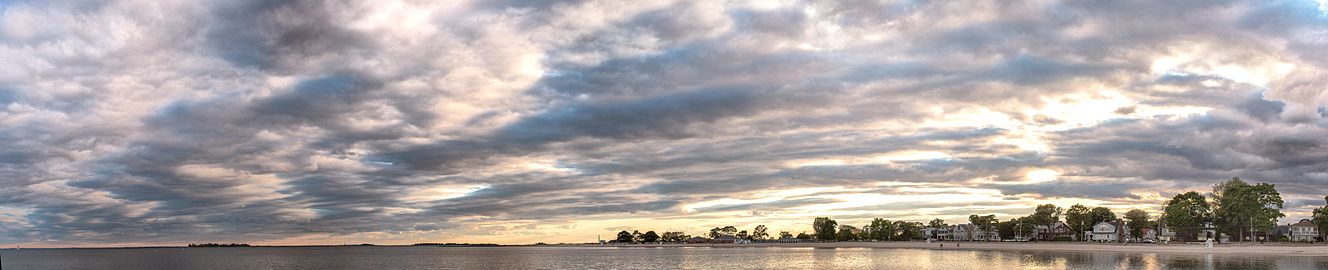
[2,0,1327,246]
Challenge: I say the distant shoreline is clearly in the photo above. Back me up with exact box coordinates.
[545,241,1328,256]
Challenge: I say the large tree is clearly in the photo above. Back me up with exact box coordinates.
[752,225,769,240]
[1088,207,1117,225]
[813,217,838,241]
[1029,204,1062,232]
[867,218,895,241]
[928,218,947,228]
[642,231,660,243]
[1211,177,1284,242]
[1123,209,1150,239]
[836,225,859,241]
[1064,204,1091,240]
[1312,195,1328,243]
[895,221,924,240]
[661,231,688,242]
[1163,191,1212,242]
[968,214,998,241]
[616,230,634,243]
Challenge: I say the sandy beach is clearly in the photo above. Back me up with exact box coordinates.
[567,241,1328,256]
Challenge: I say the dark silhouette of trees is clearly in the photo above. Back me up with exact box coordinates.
[813,217,838,241]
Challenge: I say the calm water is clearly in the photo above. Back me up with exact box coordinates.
[3,246,1326,270]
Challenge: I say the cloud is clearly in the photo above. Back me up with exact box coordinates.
[1,0,1326,246]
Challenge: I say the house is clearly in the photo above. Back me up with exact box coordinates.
[972,226,1000,241]
[1291,219,1319,242]
[1157,224,1176,242]
[685,237,713,244]
[1089,221,1129,243]
[951,224,972,241]
[1271,225,1292,241]
[1033,222,1074,241]
[924,227,953,241]
[1139,228,1157,242]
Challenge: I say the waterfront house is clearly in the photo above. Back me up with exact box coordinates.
[1089,221,1128,243]
[1157,224,1176,242]
[1033,222,1074,241]
[951,224,973,241]
[1291,219,1319,242]
[924,227,953,241]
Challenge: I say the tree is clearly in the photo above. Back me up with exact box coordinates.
[753,225,769,240]
[1064,204,1091,241]
[837,225,859,241]
[868,218,895,241]
[632,230,643,243]
[796,232,813,240]
[1124,209,1150,239]
[736,230,749,240]
[1163,191,1212,242]
[1029,204,1062,233]
[1211,177,1284,242]
[814,217,838,241]
[928,218,947,228]
[662,231,688,242]
[895,221,924,240]
[780,231,793,239]
[968,214,997,241]
[641,231,660,243]
[1088,207,1116,225]
[616,230,634,243]
[1312,195,1328,243]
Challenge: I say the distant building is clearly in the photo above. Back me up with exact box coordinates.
[924,227,954,240]
[1033,222,1074,241]
[1157,224,1176,242]
[1291,219,1319,242]
[1088,221,1128,243]
[951,224,973,241]
[685,237,713,244]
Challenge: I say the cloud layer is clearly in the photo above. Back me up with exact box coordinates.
[1,0,1326,246]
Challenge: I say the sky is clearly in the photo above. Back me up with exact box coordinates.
[1,0,1327,247]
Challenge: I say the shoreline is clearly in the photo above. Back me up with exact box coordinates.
[549,241,1328,256]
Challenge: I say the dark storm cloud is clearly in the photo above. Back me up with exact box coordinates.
[2,0,1327,245]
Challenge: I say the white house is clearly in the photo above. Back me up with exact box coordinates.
[1157,224,1176,242]
[952,224,973,241]
[1291,219,1319,242]
[924,227,953,240]
[1088,221,1128,243]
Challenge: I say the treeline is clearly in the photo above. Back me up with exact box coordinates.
[187,243,251,247]
[811,217,925,241]
[612,230,690,243]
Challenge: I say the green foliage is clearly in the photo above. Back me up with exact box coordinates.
[796,232,813,240]
[1312,196,1328,241]
[813,217,838,241]
[894,221,924,240]
[1123,209,1150,239]
[836,225,859,241]
[736,230,749,240]
[968,214,998,241]
[867,218,896,241]
[779,231,793,239]
[928,218,947,228]
[1088,207,1116,225]
[1211,177,1285,241]
[1064,204,1091,240]
[1029,204,1062,229]
[1163,191,1212,242]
